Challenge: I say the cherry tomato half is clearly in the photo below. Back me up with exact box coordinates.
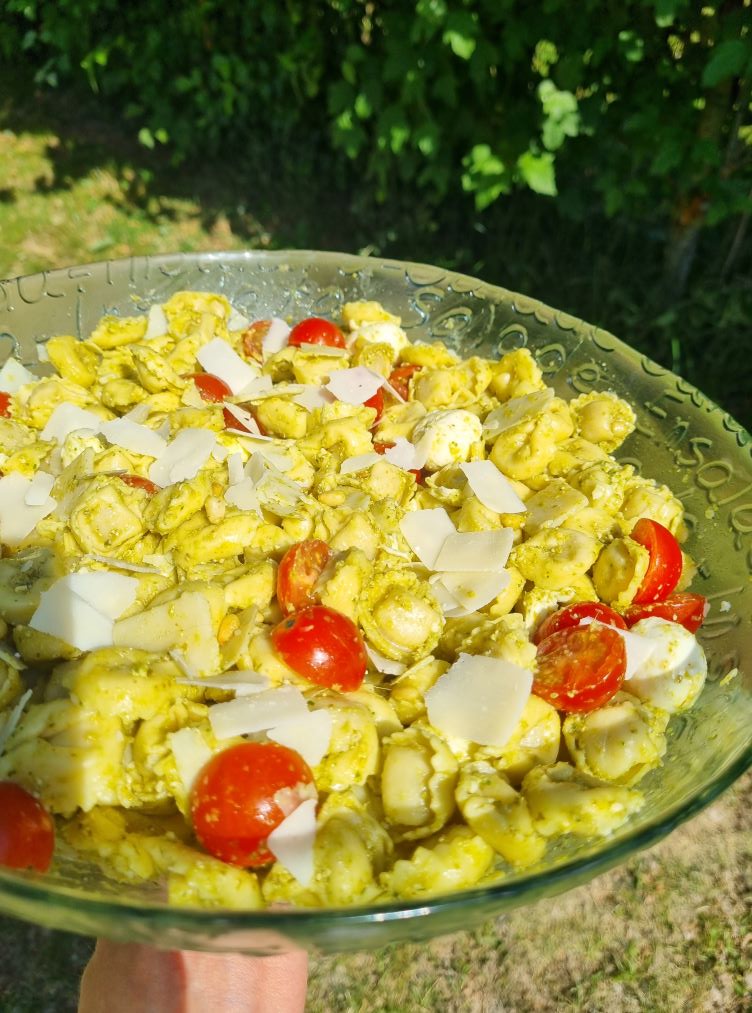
[277,539,331,615]
[271,604,367,691]
[533,624,626,713]
[0,782,55,873]
[373,441,422,482]
[287,317,346,349]
[119,473,159,496]
[0,392,11,418]
[624,592,708,633]
[191,742,314,868]
[387,364,421,401]
[241,320,270,362]
[187,372,232,403]
[364,388,384,425]
[533,601,627,645]
[630,518,683,604]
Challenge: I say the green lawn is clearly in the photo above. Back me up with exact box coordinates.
[1,77,751,1013]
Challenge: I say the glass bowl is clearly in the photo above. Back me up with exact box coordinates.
[0,251,750,955]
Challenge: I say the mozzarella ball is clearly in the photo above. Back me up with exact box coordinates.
[626,617,707,713]
[412,409,483,471]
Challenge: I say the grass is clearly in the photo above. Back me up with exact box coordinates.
[0,72,751,1013]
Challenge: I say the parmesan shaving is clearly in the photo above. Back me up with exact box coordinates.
[425,653,533,747]
[433,529,514,573]
[267,798,318,886]
[148,428,216,487]
[82,554,162,575]
[267,709,333,767]
[366,644,407,676]
[223,402,263,436]
[208,686,309,739]
[196,338,261,395]
[168,727,213,793]
[100,417,168,458]
[293,385,336,411]
[0,358,36,392]
[40,404,102,443]
[460,461,527,514]
[24,470,55,507]
[261,318,291,357]
[144,304,169,340]
[340,452,381,475]
[325,366,384,405]
[399,508,456,568]
[434,570,512,614]
[0,472,57,545]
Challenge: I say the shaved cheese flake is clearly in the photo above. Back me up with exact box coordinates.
[255,470,305,517]
[223,402,262,436]
[460,461,526,514]
[149,428,216,487]
[482,388,555,436]
[434,529,514,573]
[224,477,261,513]
[399,508,455,568]
[227,306,251,331]
[82,554,162,575]
[425,652,533,747]
[227,452,244,486]
[208,686,309,739]
[177,670,271,696]
[0,357,36,392]
[435,570,511,614]
[144,303,168,340]
[267,798,318,886]
[340,452,381,475]
[40,403,102,443]
[261,317,291,357]
[233,375,274,399]
[381,378,406,404]
[24,470,55,507]
[246,448,292,475]
[325,366,383,405]
[30,585,114,651]
[100,417,168,458]
[169,649,200,679]
[124,403,151,424]
[114,591,218,676]
[212,443,229,462]
[197,338,261,395]
[293,385,336,411]
[0,472,57,545]
[366,643,407,676]
[64,571,139,619]
[268,709,333,767]
[0,688,32,757]
[383,437,421,471]
[36,343,50,363]
[168,727,213,793]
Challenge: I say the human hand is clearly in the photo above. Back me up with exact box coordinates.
[78,939,308,1013]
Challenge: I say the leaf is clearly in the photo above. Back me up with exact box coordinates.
[442,10,477,60]
[138,127,155,149]
[461,144,511,210]
[702,39,751,88]
[517,150,557,196]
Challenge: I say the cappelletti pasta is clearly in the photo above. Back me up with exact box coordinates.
[0,293,709,908]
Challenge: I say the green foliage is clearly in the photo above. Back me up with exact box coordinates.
[1,0,750,230]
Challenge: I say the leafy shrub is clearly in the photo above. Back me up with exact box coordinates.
[2,0,751,233]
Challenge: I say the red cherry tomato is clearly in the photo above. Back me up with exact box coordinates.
[241,320,270,362]
[287,317,346,349]
[0,782,55,873]
[119,473,159,496]
[373,441,423,482]
[191,742,314,868]
[0,392,11,418]
[187,372,232,403]
[387,364,421,401]
[624,592,708,633]
[277,539,331,615]
[533,624,626,713]
[630,518,683,604]
[271,604,367,691]
[364,388,384,425]
[533,601,627,645]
